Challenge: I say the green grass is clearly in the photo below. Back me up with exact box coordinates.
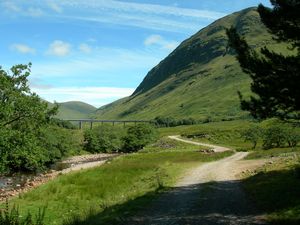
[48,101,96,120]
[242,157,300,225]
[6,149,232,225]
[140,136,207,153]
[158,120,255,150]
[246,147,300,160]
[94,8,291,121]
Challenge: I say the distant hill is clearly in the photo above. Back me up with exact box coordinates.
[95,8,289,121]
[49,101,97,120]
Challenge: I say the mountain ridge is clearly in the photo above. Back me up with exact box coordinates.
[95,7,288,121]
[48,101,97,120]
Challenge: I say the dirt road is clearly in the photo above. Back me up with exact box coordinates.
[168,135,230,152]
[125,141,267,225]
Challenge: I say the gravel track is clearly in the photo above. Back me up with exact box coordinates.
[125,137,267,225]
[168,135,230,152]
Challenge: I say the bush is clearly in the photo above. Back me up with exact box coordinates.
[84,125,125,153]
[123,124,158,152]
[285,128,300,147]
[263,125,287,149]
[241,126,262,149]
[153,116,197,127]
[50,118,77,129]
[0,126,81,173]
[0,64,82,173]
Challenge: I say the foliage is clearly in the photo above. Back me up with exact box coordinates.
[262,125,288,149]
[0,200,45,225]
[95,8,277,121]
[123,124,158,152]
[83,125,125,153]
[8,150,232,225]
[153,116,197,127]
[50,118,77,129]
[84,124,158,153]
[227,1,300,119]
[0,64,80,173]
[241,126,262,149]
[261,120,300,149]
[285,128,300,147]
[0,64,57,129]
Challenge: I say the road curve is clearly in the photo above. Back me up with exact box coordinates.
[168,135,230,152]
[125,139,267,225]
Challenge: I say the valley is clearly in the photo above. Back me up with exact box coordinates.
[1,1,299,225]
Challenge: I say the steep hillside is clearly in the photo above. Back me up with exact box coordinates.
[49,101,96,119]
[96,8,289,121]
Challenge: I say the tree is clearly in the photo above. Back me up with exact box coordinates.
[0,63,57,129]
[123,124,158,152]
[226,0,300,119]
[0,64,61,172]
[241,126,262,149]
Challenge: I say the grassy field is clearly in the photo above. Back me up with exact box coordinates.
[158,120,255,150]
[3,120,299,225]
[48,101,96,120]
[95,8,291,122]
[242,156,300,225]
[5,139,232,225]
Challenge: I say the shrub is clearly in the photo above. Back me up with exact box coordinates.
[50,118,77,129]
[285,128,300,147]
[241,126,262,149]
[153,116,197,127]
[262,125,287,149]
[123,124,158,152]
[0,126,81,173]
[84,125,125,153]
[0,64,81,173]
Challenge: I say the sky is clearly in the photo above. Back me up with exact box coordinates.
[0,0,271,107]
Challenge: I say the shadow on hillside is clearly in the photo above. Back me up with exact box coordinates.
[63,169,300,225]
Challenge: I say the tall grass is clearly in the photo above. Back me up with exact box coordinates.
[8,149,232,225]
[0,199,45,225]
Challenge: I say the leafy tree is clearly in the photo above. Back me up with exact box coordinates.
[84,125,125,153]
[226,0,300,119]
[0,64,57,128]
[0,64,76,172]
[123,124,158,152]
[285,128,300,147]
[262,125,287,149]
[241,126,262,149]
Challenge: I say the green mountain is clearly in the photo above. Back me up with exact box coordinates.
[49,101,97,120]
[96,8,289,121]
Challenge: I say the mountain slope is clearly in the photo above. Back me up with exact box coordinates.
[49,101,97,119]
[96,8,289,121]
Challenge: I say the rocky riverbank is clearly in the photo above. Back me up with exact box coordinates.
[0,153,119,202]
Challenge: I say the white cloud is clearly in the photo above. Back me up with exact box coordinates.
[47,40,71,57]
[33,47,162,79]
[1,0,225,33]
[11,44,36,54]
[32,86,134,107]
[144,35,163,46]
[162,41,180,51]
[79,43,92,54]
[47,1,63,13]
[144,35,179,51]
[3,2,21,12]
[27,7,44,17]
[60,0,225,20]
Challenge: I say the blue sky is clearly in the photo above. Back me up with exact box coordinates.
[0,0,271,107]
